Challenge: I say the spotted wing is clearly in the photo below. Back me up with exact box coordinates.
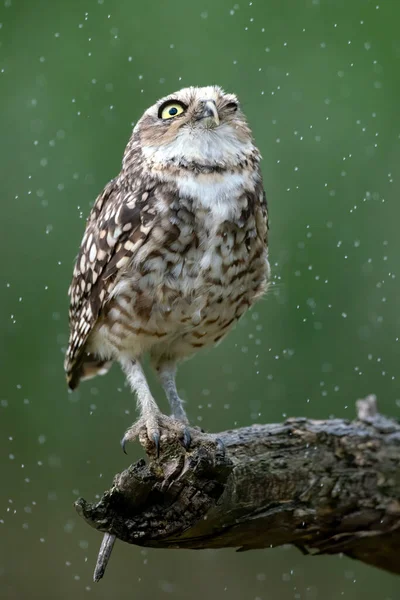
[250,169,269,246]
[64,177,156,387]
[259,188,269,245]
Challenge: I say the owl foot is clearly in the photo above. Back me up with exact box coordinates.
[121,412,191,456]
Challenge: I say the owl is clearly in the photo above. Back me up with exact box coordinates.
[65,85,270,453]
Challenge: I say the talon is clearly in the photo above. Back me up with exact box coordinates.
[182,427,191,450]
[120,435,128,455]
[152,432,160,457]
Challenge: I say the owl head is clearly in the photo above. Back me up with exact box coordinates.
[130,86,255,170]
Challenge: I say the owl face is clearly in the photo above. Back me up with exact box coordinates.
[135,86,255,169]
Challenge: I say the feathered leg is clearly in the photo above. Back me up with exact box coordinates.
[120,357,190,453]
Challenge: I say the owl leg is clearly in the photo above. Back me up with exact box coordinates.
[155,361,191,449]
[120,357,190,454]
[153,358,224,453]
[120,358,161,452]
[156,362,188,422]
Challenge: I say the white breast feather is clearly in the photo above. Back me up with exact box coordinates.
[142,120,257,221]
[176,172,247,221]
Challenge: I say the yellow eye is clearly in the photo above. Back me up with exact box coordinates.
[160,102,185,120]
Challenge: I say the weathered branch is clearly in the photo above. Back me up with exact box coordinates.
[75,395,400,581]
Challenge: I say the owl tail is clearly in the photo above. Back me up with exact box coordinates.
[67,354,113,390]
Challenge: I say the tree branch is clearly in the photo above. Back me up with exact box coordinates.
[75,395,400,581]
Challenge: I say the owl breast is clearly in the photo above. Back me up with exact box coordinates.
[88,181,269,361]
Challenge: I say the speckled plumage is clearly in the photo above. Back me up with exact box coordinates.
[65,85,270,451]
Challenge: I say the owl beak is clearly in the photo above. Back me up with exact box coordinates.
[199,100,220,127]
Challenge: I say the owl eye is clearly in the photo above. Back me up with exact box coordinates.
[159,101,186,120]
[226,102,238,111]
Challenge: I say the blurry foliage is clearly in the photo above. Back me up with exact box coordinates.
[0,0,399,598]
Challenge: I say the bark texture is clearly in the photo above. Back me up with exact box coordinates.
[75,396,400,581]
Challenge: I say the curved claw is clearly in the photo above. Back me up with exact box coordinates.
[120,435,128,455]
[152,432,160,457]
[181,427,191,450]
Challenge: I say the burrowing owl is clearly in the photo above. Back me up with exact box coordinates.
[65,85,269,453]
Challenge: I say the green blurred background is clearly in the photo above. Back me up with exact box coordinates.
[1,0,399,598]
